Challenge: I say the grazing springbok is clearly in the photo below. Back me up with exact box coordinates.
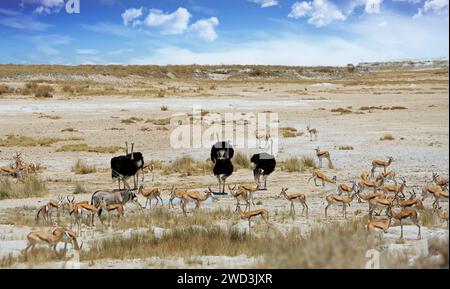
[229,185,253,212]
[387,205,421,240]
[279,188,308,217]
[23,226,80,255]
[308,169,336,187]
[138,185,164,209]
[306,126,318,141]
[238,207,270,232]
[35,196,64,225]
[315,147,333,169]
[366,217,391,236]
[371,156,393,177]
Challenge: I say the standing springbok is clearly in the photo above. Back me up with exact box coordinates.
[383,176,407,198]
[138,185,164,209]
[315,147,333,169]
[279,188,308,217]
[307,169,336,187]
[387,205,421,240]
[306,126,318,141]
[229,185,253,212]
[324,192,357,219]
[371,156,393,177]
[358,174,385,194]
[337,181,358,196]
[180,186,213,216]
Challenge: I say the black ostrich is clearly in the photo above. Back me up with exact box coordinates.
[210,140,234,194]
[251,138,276,190]
[111,142,144,189]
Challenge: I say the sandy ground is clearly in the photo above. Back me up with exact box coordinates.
[0,68,448,268]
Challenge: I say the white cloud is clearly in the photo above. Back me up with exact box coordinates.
[189,17,219,41]
[121,7,144,26]
[22,0,64,14]
[365,0,383,14]
[288,0,346,27]
[128,12,448,66]
[76,49,100,55]
[0,8,51,30]
[415,0,449,17]
[248,0,279,8]
[144,7,191,35]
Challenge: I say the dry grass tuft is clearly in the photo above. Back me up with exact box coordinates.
[281,156,316,172]
[280,127,303,138]
[338,146,354,150]
[233,152,251,170]
[162,156,212,176]
[0,177,47,200]
[160,105,169,111]
[146,118,171,126]
[56,143,122,153]
[71,159,97,174]
[0,135,67,147]
[380,134,395,141]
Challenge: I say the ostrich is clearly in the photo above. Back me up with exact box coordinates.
[210,139,234,194]
[251,137,276,190]
[110,142,144,189]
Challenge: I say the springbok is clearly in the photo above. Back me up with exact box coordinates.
[229,185,253,212]
[279,188,308,217]
[138,185,164,209]
[308,169,336,187]
[35,197,64,225]
[315,147,333,169]
[238,207,270,232]
[371,156,393,177]
[324,192,357,219]
[432,172,449,191]
[23,226,80,255]
[421,185,449,211]
[387,205,421,240]
[383,176,407,198]
[306,126,318,141]
[366,217,391,236]
[358,174,385,194]
[180,186,213,216]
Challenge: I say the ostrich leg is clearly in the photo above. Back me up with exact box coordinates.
[217,175,222,194]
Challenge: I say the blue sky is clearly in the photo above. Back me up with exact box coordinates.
[0,0,448,65]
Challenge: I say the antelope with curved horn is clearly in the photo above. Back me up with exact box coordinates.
[387,205,421,240]
[279,188,308,217]
[307,169,336,187]
[371,156,393,177]
[368,192,401,218]
[358,174,385,194]
[306,126,318,141]
[315,147,333,169]
[324,191,357,219]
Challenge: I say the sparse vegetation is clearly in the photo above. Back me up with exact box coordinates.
[61,128,78,133]
[233,152,251,170]
[160,105,168,111]
[0,177,47,200]
[56,143,122,153]
[71,159,97,174]
[0,135,74,147]
[121,117,144,125]
[162,156,212,176]
[0,84,12,95]
[338,146,354,150]
[280,127,303,138]
[380,134,395,141]
[281,156,316,172]
[74,182,89,195]
[146,118,171,126]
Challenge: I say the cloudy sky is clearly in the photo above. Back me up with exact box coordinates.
[0,0,448,65]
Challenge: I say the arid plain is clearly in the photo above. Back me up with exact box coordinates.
[0,62,448,268]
